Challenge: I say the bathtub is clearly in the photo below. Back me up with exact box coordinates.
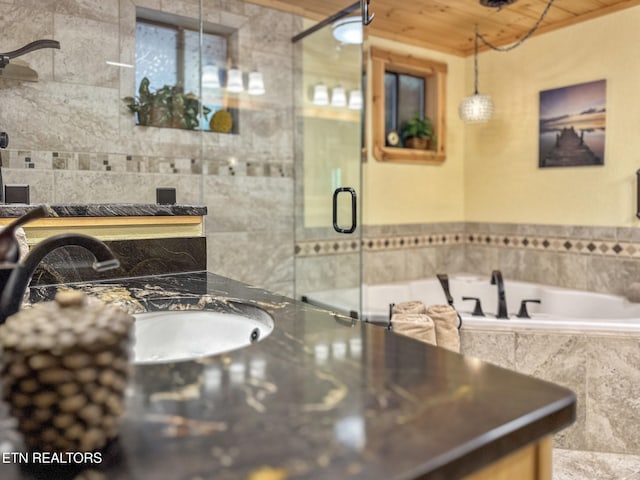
[302,274,640,333]
[305,275,640,456]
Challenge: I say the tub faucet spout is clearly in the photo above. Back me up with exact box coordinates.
[490,270,509,319]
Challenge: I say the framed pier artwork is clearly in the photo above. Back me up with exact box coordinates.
[538,79,606,168]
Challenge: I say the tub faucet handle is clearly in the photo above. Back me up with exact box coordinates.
[462,296,485,317]
[517,299,541,319]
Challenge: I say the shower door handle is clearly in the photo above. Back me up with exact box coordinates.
[332,187,357,234]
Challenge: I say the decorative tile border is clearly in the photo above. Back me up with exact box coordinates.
[1,149,293,178]
[295,232,465,257]
[467,232,639,258]
[363,232,466,251]
[295,229,640,259]
[295,238,361,256]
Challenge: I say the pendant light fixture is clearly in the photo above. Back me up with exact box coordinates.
[202,65,220,89]
[312,84,329,106]
[247,70,265,96]
[348,89,363,110]
[331,86,347,107]
[226,65,244,93]
[458,29,494,123]
[459,0,556,123]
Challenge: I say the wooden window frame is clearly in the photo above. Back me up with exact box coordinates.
[370,46,447,164]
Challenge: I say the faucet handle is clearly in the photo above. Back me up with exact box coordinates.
[0,206,48,264]
[517,299,541,318]
[462,296,485,317]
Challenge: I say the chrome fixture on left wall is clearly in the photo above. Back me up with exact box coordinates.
[0,39,61,198]
[0,39,60,81]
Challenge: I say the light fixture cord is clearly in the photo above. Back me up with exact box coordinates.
[473,27,479,94]
[477,0,556,52]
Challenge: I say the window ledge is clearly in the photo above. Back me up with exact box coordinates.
[374,145,445,164]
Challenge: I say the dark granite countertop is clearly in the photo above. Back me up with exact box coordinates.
[0,272,576,479]
[0,204,207,218]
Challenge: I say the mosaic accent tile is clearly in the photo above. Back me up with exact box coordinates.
[13,150,53,169]
[247,161,263,176]
[78,153,91,170]
[52,157,67,169]
[0,148,292,178]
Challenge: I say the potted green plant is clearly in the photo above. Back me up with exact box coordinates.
[401,113,436,150]
[123,77,211,130]
[124,77,153,126]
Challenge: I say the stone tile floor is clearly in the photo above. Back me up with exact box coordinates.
[554,449,640,480]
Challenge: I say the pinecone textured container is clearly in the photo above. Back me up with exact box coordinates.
[0,290,134,453]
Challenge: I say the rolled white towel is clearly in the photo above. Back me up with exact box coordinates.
[426,304,460,353]
[391,313,436,346]
[392,300,427,315]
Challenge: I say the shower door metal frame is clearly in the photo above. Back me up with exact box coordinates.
[291,2,370,319]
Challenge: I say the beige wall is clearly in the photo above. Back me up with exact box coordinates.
[363,6,640,229]
[363,37,467,226]
[464,6,640,227]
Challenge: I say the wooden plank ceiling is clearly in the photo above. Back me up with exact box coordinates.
[246,0,640,55]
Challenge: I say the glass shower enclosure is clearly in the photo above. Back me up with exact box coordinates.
[292,3,367,319]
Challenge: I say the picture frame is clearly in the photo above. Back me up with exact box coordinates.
[538,79,606,168]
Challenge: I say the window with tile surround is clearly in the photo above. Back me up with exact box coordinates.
[370,46,447,163]
[134,9,237,132]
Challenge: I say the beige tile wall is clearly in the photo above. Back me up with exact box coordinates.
[297,222,640,299]
[461,328,640,456]
[1,0,299,296]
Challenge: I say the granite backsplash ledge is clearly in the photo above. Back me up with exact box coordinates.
[0,204,207,218]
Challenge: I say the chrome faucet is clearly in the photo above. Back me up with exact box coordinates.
[0,206,120,324]
[490,270,509,319]
[0,39,60,72]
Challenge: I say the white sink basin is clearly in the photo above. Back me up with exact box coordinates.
[132,306,274,365]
